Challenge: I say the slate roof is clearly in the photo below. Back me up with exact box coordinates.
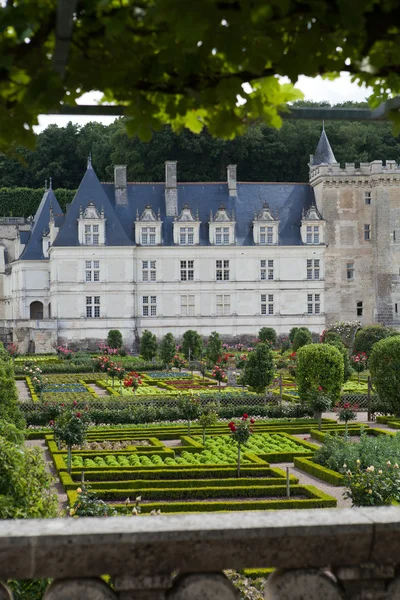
[19,189,64,260]
[312,128,337,165]
[52,162,132,247]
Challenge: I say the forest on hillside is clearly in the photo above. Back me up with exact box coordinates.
[1,101,400,191]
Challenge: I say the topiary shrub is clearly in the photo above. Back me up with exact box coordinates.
[243,343,275,393]
[296,343,344,404]
[107,330,123,349]
[292,328,312,351]
[258,327,277,346]
[181,330,203,360]
[369,336,400,416]
[140,330,158,361]
[205,331,222,365]
[324,336,353,382]
[159,332,176,367]
[353,324,395,357]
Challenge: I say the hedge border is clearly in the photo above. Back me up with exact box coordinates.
[294,457,344,486]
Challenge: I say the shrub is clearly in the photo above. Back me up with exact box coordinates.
[369,336,400,415]
[159,333,176,367]
[0,343,25,429]
[292,329,312,351]
[107,330,123,349]
[343,463,400,507]
[243,343,274,393]
[296,344,344,403]
[140,330,158,361]
[324,336,353,382]
[181,330,203,360]
[353,324,394,357]
[258,327,277,346]
[289,327,309,344]
[205,331,222,365]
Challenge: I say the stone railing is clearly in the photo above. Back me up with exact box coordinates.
[1,507,400,599]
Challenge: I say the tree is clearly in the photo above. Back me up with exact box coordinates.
[2,1,400,150]
[289,327,310,344]
[296,344,344,404]
[181,330,203,360]
[140,330,158,361]
[228,414,255,478]
[369,337,400,416]
[205,331,222,365]
[54,410,88,473]
[107,329,123,349]
[199,403,218,445]
[353,325,395,357]
[178,397,201,435]
[0,344,24,429]
[242,343,274,394]
[324,336,353,383]
[292,329,312,352]
[258,327,277,346]
[159,333,176,367]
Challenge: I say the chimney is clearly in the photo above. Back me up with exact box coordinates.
[227,164,237,197]
[165,161,178,217]
[114,165,128,205]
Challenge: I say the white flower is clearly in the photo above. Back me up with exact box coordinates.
[356,459,361,465]
[136,496,141,502]
[387,461,392,466]
[378,470,383,475]
[343,464,347,469]
[394,463,399,469]
[368,489,372,494]
[366,466,375,473]
[132,507,138,516]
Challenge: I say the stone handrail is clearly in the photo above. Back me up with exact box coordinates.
[1,507,400,598]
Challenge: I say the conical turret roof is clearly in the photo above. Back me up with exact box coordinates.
[312,126,337,165]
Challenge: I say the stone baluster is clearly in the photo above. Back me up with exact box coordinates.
[113,574,171,600]
[168,573,238,600]
[264,569,344,600]
[43,578,117,599]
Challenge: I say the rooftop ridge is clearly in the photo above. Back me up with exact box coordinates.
[101,181,308,185]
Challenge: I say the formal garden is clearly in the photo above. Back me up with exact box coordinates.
[2,322,400,597]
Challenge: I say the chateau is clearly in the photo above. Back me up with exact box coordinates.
[0,128,398,353]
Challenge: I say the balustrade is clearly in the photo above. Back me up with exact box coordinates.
[0,507,400,599]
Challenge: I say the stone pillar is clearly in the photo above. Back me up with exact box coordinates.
[168,573,238,600]
[114,165,128,205]
[43,578,117,599]
[165,161,178,217]
[264,569,344,600]
[114,574,171,600]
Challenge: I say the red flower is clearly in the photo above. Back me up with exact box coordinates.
[60,403,65,407]
[343,403,350,409]
[48,420,54,426]
[73,400,77,406]
[76,412,81,418]
[242,413,248,419]
[250,418,255,424]
[318,386,323,392]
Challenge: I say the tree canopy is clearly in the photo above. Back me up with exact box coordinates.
[2,1,400,150]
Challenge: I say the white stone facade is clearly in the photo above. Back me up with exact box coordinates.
[0,132,398,352]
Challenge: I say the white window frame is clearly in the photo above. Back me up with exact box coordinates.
[142,260,156,282]
[84,224,99,246]
[216,259,229,281]
[86,296,100,318]
[141,226,157,246]
[85,260,100,282]
[307,293,320,314]
[261,259,274,280]
[181,294,195,316]
[364,224,371,241]
[179,227,195,245]
[261,294,274,315]
[215,226,230,245]
[346,262,354,281]
[357,301,363,317]
[365,191,371,205]
[306,259,320,280]
[142,295,157,317]
[216,294,230,316]
[180,260,194,281]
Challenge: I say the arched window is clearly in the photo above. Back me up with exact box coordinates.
[30,301,44,320]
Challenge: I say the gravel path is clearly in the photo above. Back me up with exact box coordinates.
[25,439,68,513]
[91,383,110,396]
[16,379,31,402]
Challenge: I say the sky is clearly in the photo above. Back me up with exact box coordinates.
[35,73,372,132]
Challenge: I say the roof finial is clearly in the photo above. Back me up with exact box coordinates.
[322,120,325,132]
[87,153,92,169]
[49,177,52,190]
[44,179,47,191]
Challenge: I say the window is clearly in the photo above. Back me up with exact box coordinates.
[216,260,229,281]
[216,294,230,316]
[84,224,99,245]
[142,260,156,282]
[179,227,194,245]
[306,259,320,280]
[395,303,398,315]
[346,262,354,281]
[261,294,274,315]
[143,295,157,316]
[215,226,230,245]
[306,225,320,244]
[357,301,363,317]
[180,260,194,281]
[307,293,320,314]
[86,296,100,318]
[364,224,371,241]
[181,295,195,316]
[260,226,274,245]
[260,259,274,280]
[141,227,156,245]
[85,260,100,282]
[365,191,371,205]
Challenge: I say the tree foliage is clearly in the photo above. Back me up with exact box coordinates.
[292,329,312,352]
[243,343,274,393]
[369,337,400,416]
[107,329,123,349]
[205,331,222,365]
[159,332,176,367]
[296,344,344,403]
[0,344,25,429]
[3,1,400,150]
[353,324,396,357]
[289,326,310,344]
[324,335,353,383]
[258,327,277,346]
[181,330,203,360]
[140,330,158,361]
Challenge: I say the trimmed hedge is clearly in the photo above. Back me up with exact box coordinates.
[71,465,277,481]
[294,457,344,486]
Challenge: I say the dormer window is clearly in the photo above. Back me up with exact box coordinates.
[209,206,235,246]
[135,206,162,246]
[301,205,325,245]
[78,201,106,246]
[173,204,200,245]
[253,203,279,245]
